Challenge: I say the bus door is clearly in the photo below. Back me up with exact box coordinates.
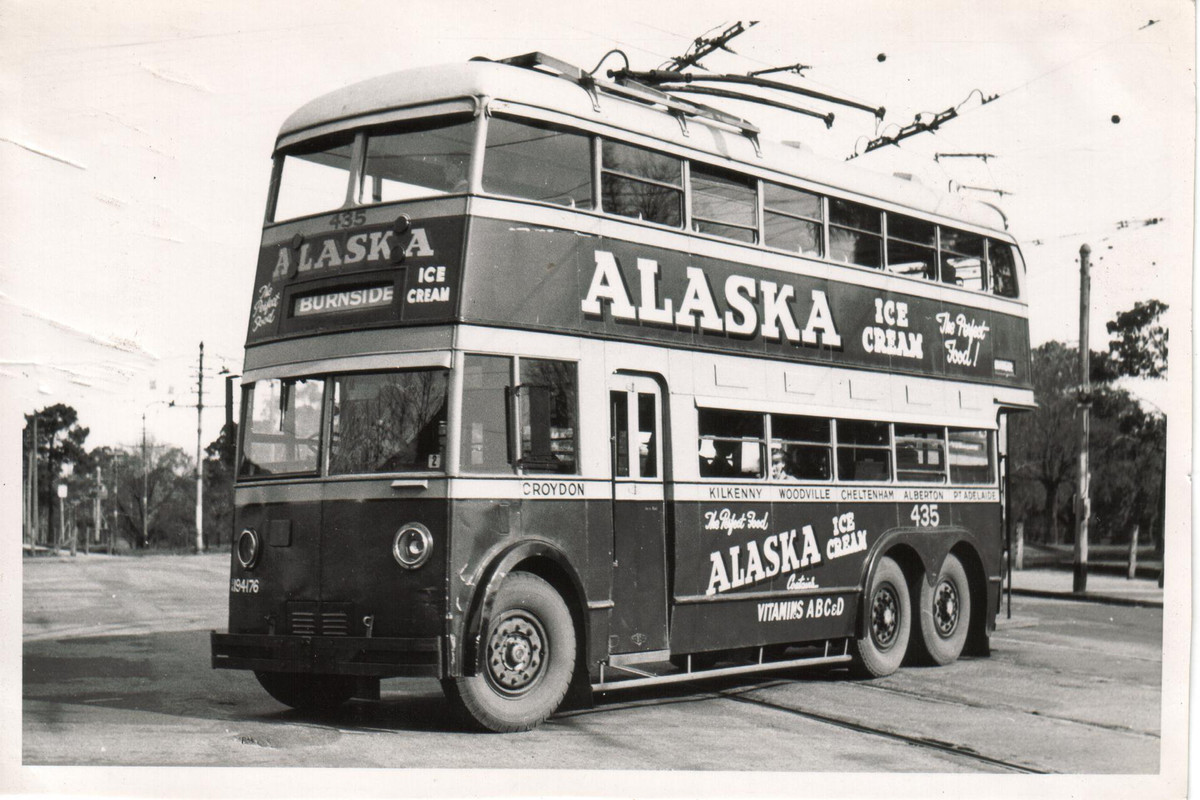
[607,375,669,655]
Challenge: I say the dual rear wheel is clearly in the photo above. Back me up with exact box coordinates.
[851,553,972,677]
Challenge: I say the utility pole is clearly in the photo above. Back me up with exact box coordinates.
[195,341,205,553]
[32,414,39,550]
[1074,243,1091,593]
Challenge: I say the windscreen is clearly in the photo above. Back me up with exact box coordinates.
[270,117,476,223]
[329,370,449,474]
[273,133,355,223]
[239,378,325,477]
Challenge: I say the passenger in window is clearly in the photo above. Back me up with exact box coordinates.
[771,448,788,480]
[706,440,740,477]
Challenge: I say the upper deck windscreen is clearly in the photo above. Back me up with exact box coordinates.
[271,116,475,224]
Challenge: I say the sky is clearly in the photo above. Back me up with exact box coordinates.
[1,0,1193,454]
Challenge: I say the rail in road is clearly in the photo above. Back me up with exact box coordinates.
[21,554,1162,773]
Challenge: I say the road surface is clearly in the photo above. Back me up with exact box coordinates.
[22,553,1162,773]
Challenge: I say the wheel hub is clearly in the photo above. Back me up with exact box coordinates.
[486,612,546,696]
[871,586,900,650]
[933,580,960,637]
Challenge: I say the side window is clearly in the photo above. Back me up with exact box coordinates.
[517,358,578,474]
[698,408,764,479]
[460,355,512,473]
[769,414,832,481]
[601,140,683,227]
[886,214,937,280]
[894,424,947,483]
[482,117,593,209]
[835,419,891,481]
[690,164,757,243]
[940,227,986,290]
[763,182,824,258]
[828,198,883,269]
[948,429,995,483]
[989,241,1020,298]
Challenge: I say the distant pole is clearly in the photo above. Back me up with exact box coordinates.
[90,466,101,556]
[142,412,149,549]
[1127,525,1139,580]
[195,341,205,553]
[1074,243,1091,593]
[110,462,118,555]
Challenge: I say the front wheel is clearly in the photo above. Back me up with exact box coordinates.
[443,573,576,732]
[914,554,972,665]
[850,556,911,678]
[253,671,356,712]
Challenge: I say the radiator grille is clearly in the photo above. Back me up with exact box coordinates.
[287,601,354,636]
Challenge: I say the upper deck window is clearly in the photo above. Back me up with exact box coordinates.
[601,140,683,228]
[690,165,757,243]
[273,133,356,223]
[989,240,1020,298]
[328,370,448,475]
[763,182,824,258]
[359,117,475,203]
[828,198,883,269]
[939,227,986,291]
[886,214,937,280]
[482,118,592,209]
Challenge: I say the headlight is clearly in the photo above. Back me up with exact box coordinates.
[393,523,433,569]
[236,528,261,569]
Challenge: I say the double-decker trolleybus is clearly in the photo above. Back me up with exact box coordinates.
[211,53,1034,732]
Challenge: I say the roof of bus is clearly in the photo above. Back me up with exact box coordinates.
[279,58,1011,237]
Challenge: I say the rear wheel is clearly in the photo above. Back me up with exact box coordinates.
[253,671,356,712]
[851,556,911,678]
[914,554,972,665]
[443,573,576,732]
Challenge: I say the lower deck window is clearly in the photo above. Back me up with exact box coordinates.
[894,424,947,483]
[698,408,764,478]
[835,419,891,481]
[949,428,995,483]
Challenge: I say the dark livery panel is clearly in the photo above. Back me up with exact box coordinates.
[670,490,1002,653]
[244,208,1030,390]
[218,493,448,677]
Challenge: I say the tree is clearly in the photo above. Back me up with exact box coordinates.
[203,422,238,549]
[1106,299,1168,378]
[1009,342,1166,547]
[23,404,90,546]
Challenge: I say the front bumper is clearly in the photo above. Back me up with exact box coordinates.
[211,631,442,678]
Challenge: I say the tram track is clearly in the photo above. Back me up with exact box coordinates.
[570,675,1050,773]
[719,689,1049,774]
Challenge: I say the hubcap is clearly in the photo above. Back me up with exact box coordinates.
[485,611,547,697]
[870,585,900,650]
[933,580,960,637]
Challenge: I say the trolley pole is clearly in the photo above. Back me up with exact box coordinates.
[1073,243,1091,593]
[195,341,205,553]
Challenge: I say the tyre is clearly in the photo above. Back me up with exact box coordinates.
[914,554,972,665]
[253,671,356,712]
[850,556,911,678]
[444,573,576,732]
